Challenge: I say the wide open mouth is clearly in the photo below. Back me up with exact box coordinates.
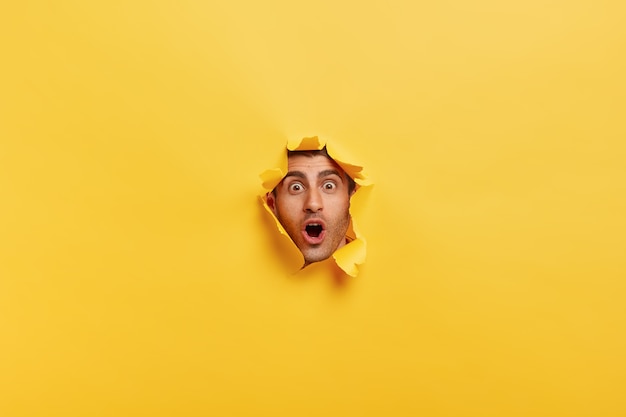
[305,223,324,238]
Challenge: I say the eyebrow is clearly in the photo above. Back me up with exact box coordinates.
[284,171,306,180]
[284,169,343,181]
[318,169,343,180]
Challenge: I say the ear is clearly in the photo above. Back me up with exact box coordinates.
[266,192,277,214]
[349,184,358,198]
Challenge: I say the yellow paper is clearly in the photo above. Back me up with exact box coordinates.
[2,1,626,416]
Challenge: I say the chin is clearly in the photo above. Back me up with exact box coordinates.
[302,250,332,265]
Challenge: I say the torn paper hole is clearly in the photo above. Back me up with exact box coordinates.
[259,136,370,277]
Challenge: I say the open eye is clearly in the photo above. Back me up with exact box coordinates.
[288,182,304,193]
[322,181,337,191]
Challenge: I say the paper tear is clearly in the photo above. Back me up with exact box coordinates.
[259,136,371,277]
[259,153,288,194]
[260,168,285,190]
[287,136,326,151]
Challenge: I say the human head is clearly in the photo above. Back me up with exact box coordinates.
[266,147,356,266]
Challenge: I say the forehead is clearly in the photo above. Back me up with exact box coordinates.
[287,153,344,174]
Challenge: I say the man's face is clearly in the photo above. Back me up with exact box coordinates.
[267,153,354,266]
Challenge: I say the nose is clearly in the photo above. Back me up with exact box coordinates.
[304,188,323,212]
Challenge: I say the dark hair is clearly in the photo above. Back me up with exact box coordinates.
[273,147,357,195]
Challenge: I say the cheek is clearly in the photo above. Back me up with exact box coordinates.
[276,197,300,221]
[327,196,351,216]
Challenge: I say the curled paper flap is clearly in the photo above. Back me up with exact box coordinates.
[325,141,371,187]
[287,136,326,151]
[333,237,366,278]
[259,157,288,193]
[260,167,286,191]
[259,136,371,277]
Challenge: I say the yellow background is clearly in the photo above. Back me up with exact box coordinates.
[1,1,625,416]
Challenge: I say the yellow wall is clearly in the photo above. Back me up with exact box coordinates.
[1,1,625,416]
